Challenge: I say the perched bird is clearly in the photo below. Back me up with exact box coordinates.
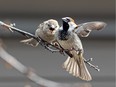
[56,17,106,81]
[21,19,59,47]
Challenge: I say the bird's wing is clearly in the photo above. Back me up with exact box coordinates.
[74,21,106,37]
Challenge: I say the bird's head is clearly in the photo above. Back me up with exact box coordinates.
[62,17,74,23]
[62,17,77,31]
[44,19,59,35]
[48,19,59,30]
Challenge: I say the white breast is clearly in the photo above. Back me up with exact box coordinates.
[58,40,73,49]
[35,28,55,43]
[57,33,83,50]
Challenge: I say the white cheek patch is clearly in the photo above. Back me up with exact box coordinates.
[68,22,77,31]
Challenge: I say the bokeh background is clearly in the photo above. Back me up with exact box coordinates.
[0,0,115,87]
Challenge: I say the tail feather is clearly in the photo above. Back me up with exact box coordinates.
[66,58,72,72]
[62,55,92,81]
[63,57,80,77]
[79,60,92,81]
[69,58,73,74]
[73,61,79,77]
[63,57,70,71]
[20,38,39,47]
[70,59,75,74]
[73,61,77,76]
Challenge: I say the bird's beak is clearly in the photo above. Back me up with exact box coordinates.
[49,25,55,31]
[49,27,55,31]
[62,18,67,22]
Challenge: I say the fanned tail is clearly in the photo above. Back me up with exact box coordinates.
[20,38,39,47]
[62,53,92,81]
[63,57,79,77]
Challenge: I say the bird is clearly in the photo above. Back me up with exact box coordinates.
[21,19,59,47]
[55,17,106,81]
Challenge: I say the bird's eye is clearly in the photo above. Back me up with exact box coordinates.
[46,22,51,27]
[75,26,79,29]
[67,19,70,22]
[55,26,58,28]
[47,24,51,27]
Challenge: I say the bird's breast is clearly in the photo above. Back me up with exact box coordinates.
[57,33,83,50]
[58,38,74,50]
[35,29,55,43]
[58,30,70,40]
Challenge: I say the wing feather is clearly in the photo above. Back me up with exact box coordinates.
[74,21,106,37]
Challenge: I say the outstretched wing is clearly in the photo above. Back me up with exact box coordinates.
[74,21,106,37]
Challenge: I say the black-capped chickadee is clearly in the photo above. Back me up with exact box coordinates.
[21,19,59,47]
[56,17,106,81]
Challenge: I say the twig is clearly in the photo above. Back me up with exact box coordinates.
[0,21,36,39]
[0,21,100,71]
[84,58,100,71]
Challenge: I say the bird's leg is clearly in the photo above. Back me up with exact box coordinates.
[77,48,83,55]
[39,40,60,53]
[53,42,66,55]
[64,50,73,58]
[44,45,60,53]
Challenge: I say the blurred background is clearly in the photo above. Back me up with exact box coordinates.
[0,0,115,87]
